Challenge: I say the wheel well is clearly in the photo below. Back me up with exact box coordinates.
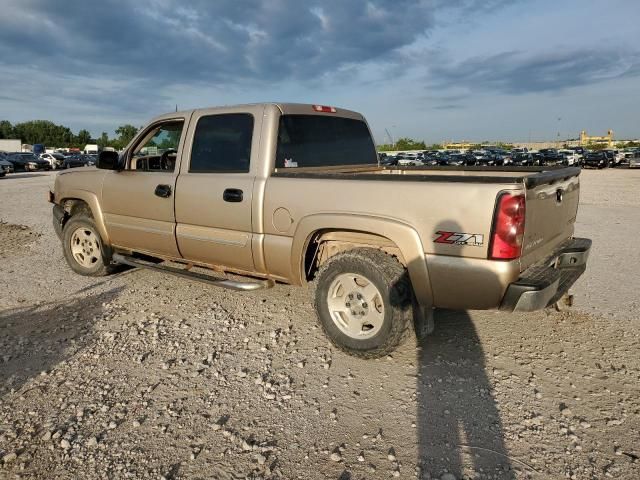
[303,230,404,282]
[60,199,93,227]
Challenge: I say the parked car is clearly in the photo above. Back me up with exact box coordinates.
[627,150,640,169]
[511,153,539,166]
[558,150,580,166]
[6,152,52,171]
[474,151,497,166]
[379,155,397,166]
[568,147,587,156]
[441,153,477,166]
[602,149,625,167]
[51,102,591,358]
[538,148,564,166]
[0,152,15,174]
[583,151,610,169]
[61,155,87,169]
[397,153,423,166]
[40,152,66,169]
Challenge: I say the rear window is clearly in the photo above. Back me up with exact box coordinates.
[275,115,377,168]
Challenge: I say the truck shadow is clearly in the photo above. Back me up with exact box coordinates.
[416,309,515,479]
[0,286,123,397]
[408,219,517,479]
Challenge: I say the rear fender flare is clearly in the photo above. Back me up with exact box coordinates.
[291,213,433,308]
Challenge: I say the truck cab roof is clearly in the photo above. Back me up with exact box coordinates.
[150,103,366,124]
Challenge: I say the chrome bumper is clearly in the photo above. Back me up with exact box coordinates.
[500,237,592,312]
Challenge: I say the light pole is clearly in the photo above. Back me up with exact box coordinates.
[556,117,562,148]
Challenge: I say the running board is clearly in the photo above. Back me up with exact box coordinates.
[112,253,274,292]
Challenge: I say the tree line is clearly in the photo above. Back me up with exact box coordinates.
[0,120,139,151]
[377,138,515,151]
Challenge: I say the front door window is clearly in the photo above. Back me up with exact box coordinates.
[131,121,184,172]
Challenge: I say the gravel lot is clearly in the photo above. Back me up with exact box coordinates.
[0,168,639,480]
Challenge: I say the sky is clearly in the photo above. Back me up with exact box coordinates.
[0,0,638,144]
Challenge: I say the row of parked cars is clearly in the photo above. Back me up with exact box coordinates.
[0,151,97,176]
[379,147,640,169]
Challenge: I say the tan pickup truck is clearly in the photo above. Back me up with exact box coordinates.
[50,103,591,358]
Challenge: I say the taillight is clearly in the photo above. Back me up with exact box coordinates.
[489,193,526,260]
[312,105,337,113]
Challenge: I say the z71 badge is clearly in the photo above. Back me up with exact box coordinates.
[434,231,484,247]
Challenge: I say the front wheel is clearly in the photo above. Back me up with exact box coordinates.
[313,248,412,358]
[62,214,114,276]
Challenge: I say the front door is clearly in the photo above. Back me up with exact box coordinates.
[102,118,187,257]
[175,107,262,272]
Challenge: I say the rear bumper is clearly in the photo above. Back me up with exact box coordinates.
[500,237,591,311]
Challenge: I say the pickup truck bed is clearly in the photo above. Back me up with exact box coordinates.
[273,164,581,188]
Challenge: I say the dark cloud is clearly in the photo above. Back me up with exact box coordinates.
[0,0,440,86]
[429,49,640,95]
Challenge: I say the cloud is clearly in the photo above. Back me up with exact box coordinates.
[0,0,636,140]
[0,0,440,86]
[428,49,640,95]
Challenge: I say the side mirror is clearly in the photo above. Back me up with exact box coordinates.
[97,151,119,170]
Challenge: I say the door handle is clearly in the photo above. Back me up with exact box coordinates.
[223,188,243,202]
[155,184,172,198]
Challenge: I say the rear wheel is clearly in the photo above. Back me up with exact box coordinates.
[62,214,114,276]
[313,248,412,358]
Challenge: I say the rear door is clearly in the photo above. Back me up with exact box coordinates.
[101,118,187,257]
[174,106,263,272]
[520,172,580,269]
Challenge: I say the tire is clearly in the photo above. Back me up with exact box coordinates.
[62,214,114,276]
[313,248,413,358]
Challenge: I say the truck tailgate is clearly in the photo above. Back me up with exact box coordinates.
[520,169,580,271]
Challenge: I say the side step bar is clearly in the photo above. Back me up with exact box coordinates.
[112,253,274,292]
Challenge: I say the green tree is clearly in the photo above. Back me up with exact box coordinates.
[394,137,426,150]
[0,120,15,139]
[13,120,74,147]
[377,143,395,151]
[114,124,139,149]
[586,143,608,151]
[97,132,110,149]
[76,129,92,147]
[496,142,514,150]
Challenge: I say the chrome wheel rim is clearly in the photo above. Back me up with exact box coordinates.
[70,227,101,268]
[326,273,385,339]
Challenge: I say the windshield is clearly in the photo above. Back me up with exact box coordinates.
[275,115,377,168]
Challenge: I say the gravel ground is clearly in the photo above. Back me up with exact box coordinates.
[0,168,639,480]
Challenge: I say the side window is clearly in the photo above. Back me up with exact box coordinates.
[130,121,184,172]
[190,114,253,173]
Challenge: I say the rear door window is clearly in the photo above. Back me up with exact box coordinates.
[276,115,377,168]
[190,114,254,173]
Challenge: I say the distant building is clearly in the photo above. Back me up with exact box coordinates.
[442,142,479,150]
[579,130,614,147]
